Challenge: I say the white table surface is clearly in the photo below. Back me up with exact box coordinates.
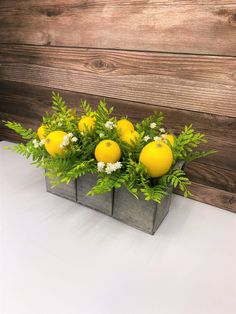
[0,141,235,314]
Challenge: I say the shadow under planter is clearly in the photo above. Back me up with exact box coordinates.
[76,174,113,216]
[45,175,77,202]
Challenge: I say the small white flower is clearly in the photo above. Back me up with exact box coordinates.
[144,135,150,142]
[99,133,105,138]
[159,128,165,133]
[33,139,39,148]
[68,133,73,138]
[150,122,156,129]
[71,137,78,142]
[80,131,84,135]
[114,161,122,170]
[161,134,166,139]
[154,136,161,141]
[105,163,114,174]
[39,139,46,146]
[105,121,116,130]
[105,162,122,174]
[59,144,64,149]
[97,161,105,172]
[58,122,62,127]
[62,135,70,146]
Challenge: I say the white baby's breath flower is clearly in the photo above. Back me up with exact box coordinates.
[150,122,156,129]
[99,133,104,138]
[153,136,161,141]
[105,163,114,174]
[105,121,115,130]
[32,139,39,148]
[105,162,122,174]
[161,134,166,139]
[58,122,62,127]
[114,161,122,170]
[97,161,105,172]
[68,133,73,138]
[59,144,64,149]
[39,139,46,146]
[159,128,165,133]
[144,135,150,142]
[71,137,78,142]
[62,135,70,146]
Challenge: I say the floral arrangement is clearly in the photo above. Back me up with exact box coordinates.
[4,92,216,203]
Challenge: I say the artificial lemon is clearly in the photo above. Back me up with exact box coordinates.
[165,134,174,146]
[37,125,46,140]
[95,140,121,163]
[78,116,95,132]
[139,141,173,177]
[117,119,134,136]
[45,131,67,156]
[121,130,140,146]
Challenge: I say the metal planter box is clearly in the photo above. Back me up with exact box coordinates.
[45,161,184,234]
[113,186,173,235]
[113,161,184,235]
[76,174,113,216]
[45,175,77,202]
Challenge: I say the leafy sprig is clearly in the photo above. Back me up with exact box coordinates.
[3,121,37,140]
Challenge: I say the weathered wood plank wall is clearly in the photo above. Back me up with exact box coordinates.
[0,1,235,211]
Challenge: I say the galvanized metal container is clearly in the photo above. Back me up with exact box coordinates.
[76,174,113,216]
[112,161,184,234]
[113,186,173,234]
[45,175,77,202]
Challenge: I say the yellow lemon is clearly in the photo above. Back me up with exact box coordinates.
[45,131,67,157]
[37,125,46,140]
[78,116,95,133]
[117,119,134,136]
[139,141,173,177]
[165,134,174,146]
[121,130,140,146]
[95,140,121,163]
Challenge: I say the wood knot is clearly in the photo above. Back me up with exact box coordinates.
[90,58,115,73]
[215,8,236,27]
[36,7,62,17]
[229,13,236,26]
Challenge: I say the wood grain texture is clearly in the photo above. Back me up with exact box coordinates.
[1,44,236,117]
[184,162,236,194]
[0,1,236,56]
[174,182,236,212]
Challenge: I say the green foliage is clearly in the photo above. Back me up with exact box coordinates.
[88,170,127,196]
[173,125,216,162]
[42,92,78,135]
[4,92,216,204]
[80,99,92,116]
[95,99,117,139]
[160,168,192,198]
[3,121,36,140]
[135,111,163,138]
